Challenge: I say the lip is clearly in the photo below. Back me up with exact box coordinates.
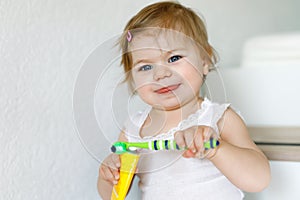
[154,84,181,94]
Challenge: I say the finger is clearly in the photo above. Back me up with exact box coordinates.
[210,127,218,139]
[111,170,120,183]
[182,149,195,158]
[100,164,116,184]
[184,128,196,153]
[111,153,121,168]
[174,131,186,148]
[103,154,119,171]
[203,127,212,142]
[100,154,120,182]
[110,154,120,180]
[194,127,204,153]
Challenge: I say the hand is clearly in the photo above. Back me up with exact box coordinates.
[174,126,218,158]
[99,153,121,185]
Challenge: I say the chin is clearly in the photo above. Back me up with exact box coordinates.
[150,100,182,111]
[163,104,181,111]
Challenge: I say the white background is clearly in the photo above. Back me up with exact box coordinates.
[1,0,300,199]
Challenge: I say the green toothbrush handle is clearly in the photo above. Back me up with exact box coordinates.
[127,139,219,150]
[111,139,219,154]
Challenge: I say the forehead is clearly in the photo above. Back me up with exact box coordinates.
[128,30,195,53]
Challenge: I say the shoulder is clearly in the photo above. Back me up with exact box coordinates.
[218,107,246,132]
[211,98,247,130]
[217,107,255,148]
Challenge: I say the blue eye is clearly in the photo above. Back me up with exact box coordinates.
[139,64,153,71]
[168,55,182,63]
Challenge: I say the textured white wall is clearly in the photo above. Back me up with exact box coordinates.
[0,0,147,199]
[1,0,299,200]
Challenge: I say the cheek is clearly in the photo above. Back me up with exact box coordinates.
[133,77,147,90]
[179,66,203,81]
[136,83,151,91]
[132,73,153,89]
[180,69,203,91]
[136,85,154,104]
[131,72,141,88]
[132,75,153,93]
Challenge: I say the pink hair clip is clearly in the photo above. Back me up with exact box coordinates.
[127,30,132,42]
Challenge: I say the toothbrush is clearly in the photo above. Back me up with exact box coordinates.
[111,139,219,154]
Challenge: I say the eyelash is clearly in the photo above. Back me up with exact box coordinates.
[168,55,182,63]
[137,55,182,71]
[138,65,153,71]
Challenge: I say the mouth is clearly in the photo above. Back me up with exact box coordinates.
[154,84,181,94]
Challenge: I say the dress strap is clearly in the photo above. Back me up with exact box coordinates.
[123,106,151,142]
[123,98,231,141]
[175,98,230,136]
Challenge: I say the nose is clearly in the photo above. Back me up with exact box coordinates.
[153,66,172,81]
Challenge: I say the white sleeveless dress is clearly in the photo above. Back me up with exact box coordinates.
[123,98,244,200]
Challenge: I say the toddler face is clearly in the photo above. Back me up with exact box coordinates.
[129,30,209,110]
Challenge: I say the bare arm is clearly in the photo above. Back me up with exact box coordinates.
[208,108,271,192]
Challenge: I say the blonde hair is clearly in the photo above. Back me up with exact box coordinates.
[119,1,218,89]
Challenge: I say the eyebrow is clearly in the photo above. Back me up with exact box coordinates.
[133,58,155,67]
[132,48,186,66]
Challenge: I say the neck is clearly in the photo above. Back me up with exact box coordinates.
[151,97,203,122]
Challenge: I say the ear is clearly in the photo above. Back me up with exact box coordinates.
[202,61,209,75]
